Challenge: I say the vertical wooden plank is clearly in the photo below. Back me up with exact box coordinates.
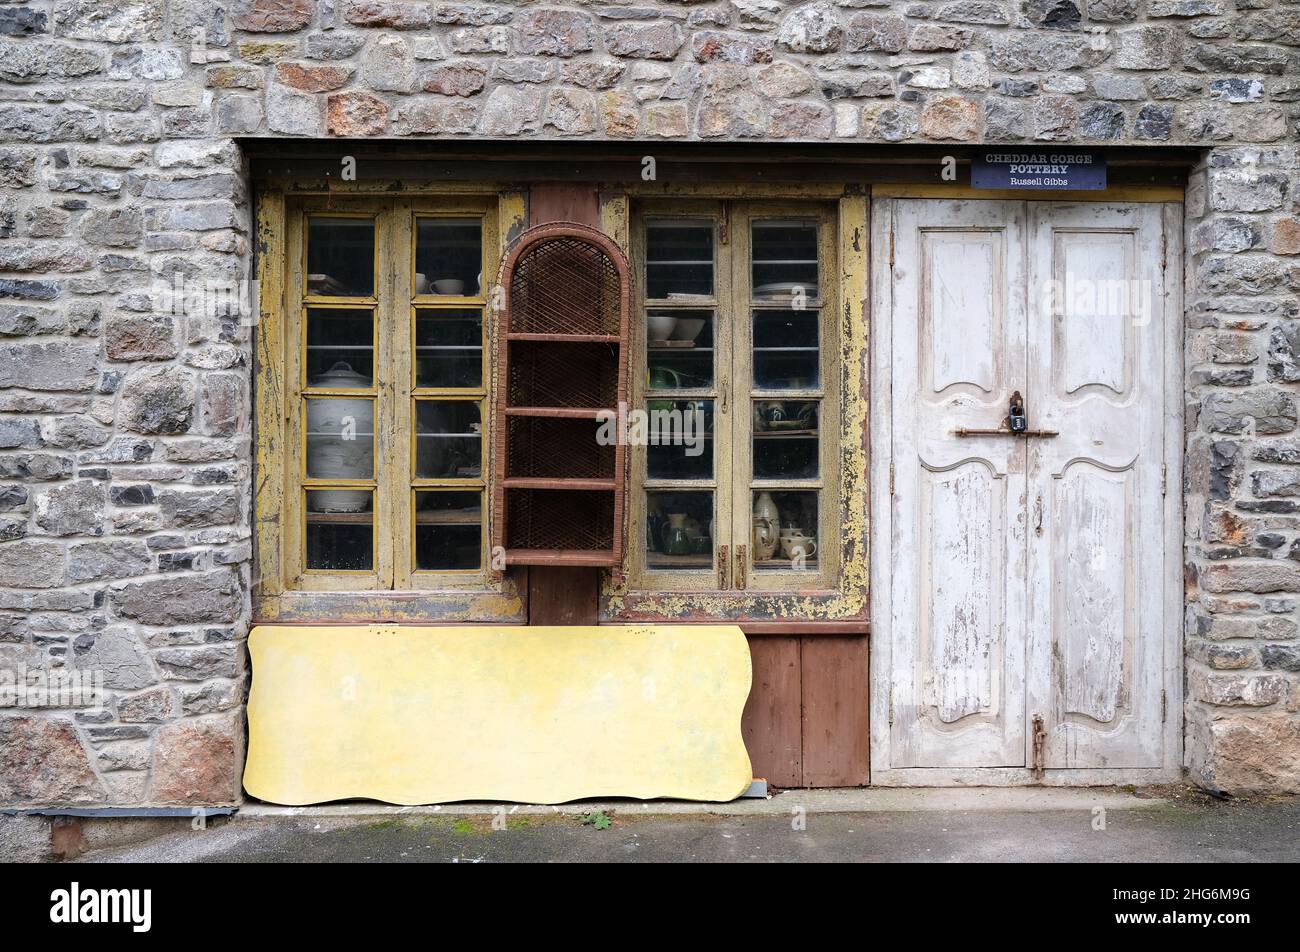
[253,189,286,611]
[598,191,629,253]
[530,182,599,228]
[800,636,869,786]
[282,201,306,589]
[493,191,527,596]
[528,566,598,625]
[742,636,802,788]
[378,201,406,590]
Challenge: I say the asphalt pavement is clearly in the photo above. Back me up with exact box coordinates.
[74,788,1300,863]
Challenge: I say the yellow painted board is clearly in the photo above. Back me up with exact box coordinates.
[244,625,754,805]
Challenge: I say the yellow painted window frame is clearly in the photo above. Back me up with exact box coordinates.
[254,189,529,622]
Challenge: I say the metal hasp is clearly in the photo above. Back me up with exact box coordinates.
[954,389,1059,438]
[1031,714,1047,779]
[953,426,1060,438]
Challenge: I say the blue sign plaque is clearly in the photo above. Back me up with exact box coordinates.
[971,150,1107,190]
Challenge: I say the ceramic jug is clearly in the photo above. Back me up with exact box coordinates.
[305,361,374,512]
[752,491,780,560]
[660,513,693,556]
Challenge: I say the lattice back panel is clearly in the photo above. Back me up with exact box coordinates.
[504,489,615,552]
[506,417,615,480]
[505,341,618,408]
[508,237,622,336]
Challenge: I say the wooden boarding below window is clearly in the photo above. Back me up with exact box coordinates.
[244,624,753,805]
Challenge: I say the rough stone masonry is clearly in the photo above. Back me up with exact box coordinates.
[0,0,1296,809]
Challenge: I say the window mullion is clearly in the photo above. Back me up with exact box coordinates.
[284,207,306,586]
[379,203,411,590]
[726,202,751,585]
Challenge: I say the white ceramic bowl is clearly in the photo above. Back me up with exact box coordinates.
[434,278,465,295]
[670,317,706,342]
[648,313,677,341]
[311,489,371,513]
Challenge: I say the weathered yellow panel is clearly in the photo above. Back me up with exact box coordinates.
[244,625,753,805]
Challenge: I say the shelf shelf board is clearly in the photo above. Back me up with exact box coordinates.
[305,511,373,524]
[414,509,480,526]
[504,477,615,491]
[646,553,714,567]
[506,333,621,344]
[503,548,618,567]
[753,428,818,439]
[504,406,612,419]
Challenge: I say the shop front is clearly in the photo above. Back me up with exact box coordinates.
[2,3,1298,814]
[243,142,1194,793]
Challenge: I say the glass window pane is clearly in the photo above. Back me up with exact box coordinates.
[647,309,713,390]
[752,219,818,300]
[416,218,482,297]
[305,396,374,479]
[646,219,713,299]
[646,490,714,571]
[306,308,373,382]
[307,217,374,297]
[306,490,373,570]
[752,490,819,572]
[415,490,481,570]
[753,400,819,480]
[415,400,482,478]
[416,308,483,388]
[646,398,713,481]
[753,309,819,389]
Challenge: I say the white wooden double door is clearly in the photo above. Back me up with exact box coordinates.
[870,199,1182,784]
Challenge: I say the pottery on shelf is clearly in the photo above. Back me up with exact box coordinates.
[306,361,374,512]
[415,272,430,294]
[669,316,706,342]
[780,534,816,559]
[434,278,465,295]
[661,512,693,556]
[648,313,677,342]
[648,366,684,390]
[752,491,780,560]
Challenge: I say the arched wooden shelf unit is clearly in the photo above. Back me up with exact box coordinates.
[491,222,630,574]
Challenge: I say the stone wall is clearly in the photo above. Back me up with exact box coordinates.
[1,0,1294,144]
[1184,144,1300,794]
[1,23,250,802]
[0,0,1297,807]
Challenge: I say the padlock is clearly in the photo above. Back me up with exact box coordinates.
[1008,390,1028,433]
